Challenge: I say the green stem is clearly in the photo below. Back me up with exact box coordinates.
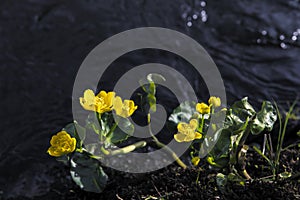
[211,107,215,115]
[99,141,147,156]
[100,146,110,155]
[148,114,187,169]
[274,101,296,172]
[95,112,104,141]
[109,141,147,156]
[195,169,201,183]
[106,122,118,138]
[200,116,205,133]
[274,103,282,166]
[152,136,187,169]
[253,146,276,177]
[241,169,252,180]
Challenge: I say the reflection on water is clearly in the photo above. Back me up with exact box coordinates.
[0,0,299,198]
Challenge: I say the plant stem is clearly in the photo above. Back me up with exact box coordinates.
[106,122,118,138]
[109,141,147,156]
[253,145,276,177]
[241,169,252,180]
[274,101,296,173]
[200,116,205,133]
[95,112,104,141]
[282,141,300,152]
[236,121,253,180]
[195,169,201,183]
[98,141,147,156]
[152,136,187,169]
[100,146,110,155]
[274,103,282,169]
[148,114,187,169]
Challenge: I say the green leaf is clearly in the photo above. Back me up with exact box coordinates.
[250,101,277,135]
[139,73,165,94]
[207,98,256,170]
[148,81,156,96]
[70,152,108,193]
[225,97,256,132]
[99,112,114,137]
[107,116,133,144]
[107,127,130,144]
[63,121,86,148]
[216,173,228,191]
[168,101,197,124]
[146,73,166,84]
[205,129,231,169]
[147,93,157,113]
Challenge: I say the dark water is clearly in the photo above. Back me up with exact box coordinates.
[0,0,300,198]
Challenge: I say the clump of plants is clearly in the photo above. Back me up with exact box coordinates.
[47,73,299,193]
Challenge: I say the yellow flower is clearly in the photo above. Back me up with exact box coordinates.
[174,119,202,142]
[47,131,76,157]
[95,90,115,113]
[208,96,221,107]
[113,96,138,118]
[79,89,115,114]
[191,157,200,166]
[79,89,96,111]
[196,103,210,114]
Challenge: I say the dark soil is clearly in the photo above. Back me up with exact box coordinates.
[8,147,299,200]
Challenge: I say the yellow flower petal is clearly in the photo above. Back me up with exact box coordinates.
[194,132,202,139]
[47,131,76,157]
[84,89,96,102]
[177,122,188,133]
[79,89,116,113]
[189,119,198,130]
[184,132,196,142]
[113,97,137,118]
[106,91,116,107]
[113,96,123,115]
[174,133,187,142]
[196,102,210,114]
[175,119,202,142]
[97,90,107,98]
[79,89,97,112]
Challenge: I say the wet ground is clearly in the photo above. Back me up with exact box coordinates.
[0,0,300,198]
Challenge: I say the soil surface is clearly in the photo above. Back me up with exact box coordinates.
[8,147,300,200]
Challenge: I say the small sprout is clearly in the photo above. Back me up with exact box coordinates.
[278,171,292,179]
[191,157,200,166]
